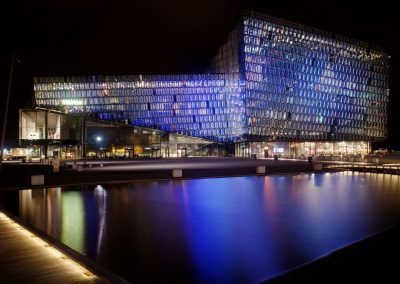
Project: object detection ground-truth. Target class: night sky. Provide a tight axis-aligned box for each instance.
[1,0,399,148]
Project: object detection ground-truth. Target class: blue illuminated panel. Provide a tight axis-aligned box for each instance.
[241,11,390,141]
[34,74,244,142]
[33,11,390,143]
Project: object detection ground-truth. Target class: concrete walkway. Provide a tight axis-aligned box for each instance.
[0,211,106,284]
[0,157,314,189]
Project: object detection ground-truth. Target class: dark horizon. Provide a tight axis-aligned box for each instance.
[1,0,399,148]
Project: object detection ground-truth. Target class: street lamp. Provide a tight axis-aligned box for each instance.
[96,136,102,158]
[0,50,20,171]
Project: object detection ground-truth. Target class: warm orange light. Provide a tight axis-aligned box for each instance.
[0,211,101,281]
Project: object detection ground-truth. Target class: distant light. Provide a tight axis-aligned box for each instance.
[61,99,83,106]
[96,136,102,142]
[95,185,104,192]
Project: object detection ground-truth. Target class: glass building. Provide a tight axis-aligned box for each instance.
[20,109,220,159]
[31,11,390,158]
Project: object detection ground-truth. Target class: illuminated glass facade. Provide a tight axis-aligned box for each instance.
[34,74,244,143]
[237,11,390,142]
[19,109,218,159]
[33,11,390,156]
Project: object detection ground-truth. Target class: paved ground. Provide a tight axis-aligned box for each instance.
[0,211,106,284]
[0,157,314,189]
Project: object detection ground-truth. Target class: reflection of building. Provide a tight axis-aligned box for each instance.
[19,188,62,239]
[27,11,390,158]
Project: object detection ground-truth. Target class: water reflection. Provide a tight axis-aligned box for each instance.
[2,172,400,283]
[94,185,107,259]
[61,191,85,252]
[19,188,62,239]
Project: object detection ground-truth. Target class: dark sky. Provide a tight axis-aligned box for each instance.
[1,0,399,148]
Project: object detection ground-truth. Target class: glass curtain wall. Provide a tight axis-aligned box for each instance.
[19,109,81,159]
[242,11,390,142]
[34,74,244,143]
[32,11,390,156]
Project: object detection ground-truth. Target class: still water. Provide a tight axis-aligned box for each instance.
[1,172,400,283]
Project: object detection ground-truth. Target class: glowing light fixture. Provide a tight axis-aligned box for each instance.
[0,211,100,281]
[61,99,83,106]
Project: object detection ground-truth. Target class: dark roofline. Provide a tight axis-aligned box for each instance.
[33,73,226,83]
[242,9,389,55]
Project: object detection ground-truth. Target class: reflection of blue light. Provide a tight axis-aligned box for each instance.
[12,173,400,283]
[93,185,107,256]
[182,177,280,283]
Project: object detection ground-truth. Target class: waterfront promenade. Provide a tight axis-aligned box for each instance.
[0,157,313,189]
[1,157,400,283]
[2,155,400,190]
[0,211,106,283]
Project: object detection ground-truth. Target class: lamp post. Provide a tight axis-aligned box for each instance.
[0,50,19,171]
[96,136,102,158]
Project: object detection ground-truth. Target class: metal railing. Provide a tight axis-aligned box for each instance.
[323,163,400,174]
